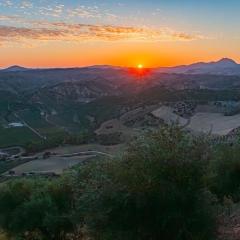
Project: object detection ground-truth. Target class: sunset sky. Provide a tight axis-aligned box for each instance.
[0,0,240,68]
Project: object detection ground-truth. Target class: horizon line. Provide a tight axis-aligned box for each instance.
[0,57,238,70]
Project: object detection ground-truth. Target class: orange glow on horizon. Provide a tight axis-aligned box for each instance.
[1,39,240,69]
[128,65,151,78]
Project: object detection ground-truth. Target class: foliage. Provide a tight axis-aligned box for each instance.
[5,126,240,239]
[0,127,39,148]
[0,177,74,240]
[97,132,123,145]
[25,131,92,153]
[74,127,216,240]
[207,144,240,202]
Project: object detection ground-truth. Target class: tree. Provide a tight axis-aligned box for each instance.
[0,177,74,240]
[74,126,216,240]
[207,144,240,202]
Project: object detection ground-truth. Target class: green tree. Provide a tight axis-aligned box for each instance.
[207,144,240,202]
[0,177,74,240]
[74,127,216,240]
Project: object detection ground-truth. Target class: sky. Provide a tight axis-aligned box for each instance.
[0,0,240,68]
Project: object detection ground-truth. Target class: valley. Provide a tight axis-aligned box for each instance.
[2,59,240,177]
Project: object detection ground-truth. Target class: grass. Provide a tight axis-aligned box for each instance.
[2,89,240,148]
[18,108,51,129]
[0,158,32,175]
[0,127,39,148]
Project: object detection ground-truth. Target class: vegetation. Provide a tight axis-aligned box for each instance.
[2,88,240,149]
[74,127,215,240]
[25,131,92,153]
[2,126,240,239]
[207,144,240,202]
[96,132,123,145]
[0,177,74,240]
[0,127,39,148]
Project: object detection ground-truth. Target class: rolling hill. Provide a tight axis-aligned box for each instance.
[1,58,240,147]
[156,58,240,75]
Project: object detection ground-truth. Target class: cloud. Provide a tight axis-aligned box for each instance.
[0,15,19,21]
[38,5,65,17]
[0,1,117,20]
[19,1,33,9]
[0,20,204,46]
[66,5,117,20]
[0,13,204,46]
[67,6,101,18]
[0,0,13,7]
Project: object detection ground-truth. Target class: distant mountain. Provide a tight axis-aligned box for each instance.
[2,58,240,101]
[87,65,123,70]
[2,65,30,72]
[156,58,240,76]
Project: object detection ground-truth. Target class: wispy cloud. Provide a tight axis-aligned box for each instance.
[66,5,117,20]
[0,0,117,20]
[19,1,33,9]
[38,5,65,17]
[0,15,18,21]
[0,15,204,46]
[0,0,13,7]
[0,22,203,45]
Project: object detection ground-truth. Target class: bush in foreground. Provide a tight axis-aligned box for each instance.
[208,145,240,202]
[0,126,221,240]
[0,177,74,240]
[74,127,216,240]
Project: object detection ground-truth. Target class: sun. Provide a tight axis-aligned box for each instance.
[137,64,143,69]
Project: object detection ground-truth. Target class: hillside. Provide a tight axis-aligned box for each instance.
[156,58,240,75]
[2,60,240,149]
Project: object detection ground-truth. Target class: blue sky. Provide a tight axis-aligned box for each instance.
[1,0,239,29]
[0,0,238,37]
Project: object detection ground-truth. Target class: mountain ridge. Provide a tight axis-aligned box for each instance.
[155,58,240,75]
[1,58,240,75]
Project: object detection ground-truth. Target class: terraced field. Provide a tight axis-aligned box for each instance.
[188,112,240,135]
[3,144,124,175]
[152,106,188,127]
[11,156,93,175]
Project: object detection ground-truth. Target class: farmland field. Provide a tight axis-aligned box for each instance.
[3,144,124,175]
[152,106,188,127]
[0,127,39,147]
[10,156,93,174]
[188,112,240,135]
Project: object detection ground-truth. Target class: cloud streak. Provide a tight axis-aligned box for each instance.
[0,1,205,45]
[0,1,117,20]
[0,17,204,46]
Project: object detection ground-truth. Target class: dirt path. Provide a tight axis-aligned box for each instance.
[14,112,47,140]
[58,150,113,158]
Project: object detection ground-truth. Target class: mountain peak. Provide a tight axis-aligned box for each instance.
[3,65,28,72]
[156,57,240,75]
[216,58,237,65]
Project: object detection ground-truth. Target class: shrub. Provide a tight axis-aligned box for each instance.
[0,177,74,240]
[207,145,240,202]
[74,127,216,240]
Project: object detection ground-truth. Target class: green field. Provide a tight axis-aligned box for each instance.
[2,89,240,148]
[0,127,39,148]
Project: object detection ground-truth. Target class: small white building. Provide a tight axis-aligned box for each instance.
[8,122,24,128]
